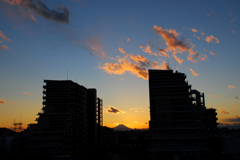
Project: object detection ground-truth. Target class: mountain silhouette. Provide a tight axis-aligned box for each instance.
[113,124,132,131]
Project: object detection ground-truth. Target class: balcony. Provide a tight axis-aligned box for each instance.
[37,111,44,115]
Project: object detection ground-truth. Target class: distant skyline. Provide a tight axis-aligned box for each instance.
[0,0,240,129]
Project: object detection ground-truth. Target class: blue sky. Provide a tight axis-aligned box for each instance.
[0,0,240,129]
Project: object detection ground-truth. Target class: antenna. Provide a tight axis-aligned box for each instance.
[67,67,68,80]
[76,75,77,83]
[13,117,23,132]
[167,59,170,70]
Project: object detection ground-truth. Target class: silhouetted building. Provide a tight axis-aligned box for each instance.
[102,126,118,145]
[148,69,208,159]
[205,108,218,135]
[27,80,103,158]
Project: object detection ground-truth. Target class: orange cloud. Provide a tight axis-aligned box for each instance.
[0,31,11,42]
[12,102,17,105]
[201,31,205,36]
[85,37,106,58]
[140,44,158,56]
[193,34,200,39]
[107,106,125,113]
[99,47,171,79]
[205,35,219,43]
[235,115,238,118]
[142,44,152,53]
[0,45,8,50]
[203,48,207,52]
[23,92,33,96]
[158,49,170,58]
[206,13,210,17]
[190,68,198,77]
[219,108,229,114]
[153,25,205,64]
[208,95,219,97]
[230,17,236,23]
[3,0,22,5]
[228,85,235,89]
[233,104,236,107]
[191,28,198,33]
[231,30,235,33]
[127,37,130,42]
[118,47,127,55]
[199,54,207,61]
[229,13,232,17]
[220,110,229,114]
[0,99,8,104]
[209,51,217,56]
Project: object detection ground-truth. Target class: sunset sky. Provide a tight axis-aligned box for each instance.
[0,0,240,129]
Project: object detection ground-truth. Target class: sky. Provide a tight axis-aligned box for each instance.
[0,0,240,130]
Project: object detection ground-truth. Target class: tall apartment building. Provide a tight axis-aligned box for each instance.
[27,80,103,158]
[148,69,208,159]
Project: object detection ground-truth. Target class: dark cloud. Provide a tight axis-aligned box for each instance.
[0,100,8,104]
[218,122,240,129]
[235,96,240,100]
[225,117,240,123]
[107,106,125,113]
[4,0,70,24]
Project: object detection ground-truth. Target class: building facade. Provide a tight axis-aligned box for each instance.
[27,80,103,158]
[148,69,208,158]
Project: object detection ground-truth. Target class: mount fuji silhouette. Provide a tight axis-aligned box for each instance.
[113,124,132,131]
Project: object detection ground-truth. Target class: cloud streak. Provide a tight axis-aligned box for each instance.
[3,0,70,24]
[130,107,145,112]
[190,68,198,77]
[0,30,11,50]
[107,106,125,113]
[230,17,236,23]
[23,92,33,96]
[0,31,11,42]
[0,100,8,104]
[228,85,235,89]
[208,95,219,97]
[191,28,198,33]
[209,51,217,56]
